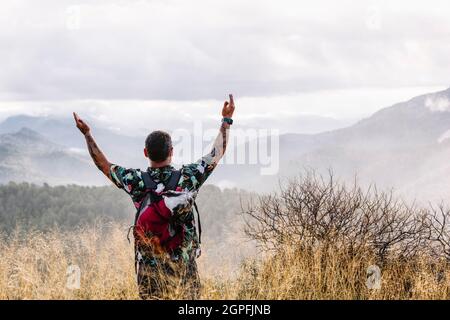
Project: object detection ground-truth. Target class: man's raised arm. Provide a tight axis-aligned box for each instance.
[73,112,112,180]
[189,94,235,189]
[209,94,235,164]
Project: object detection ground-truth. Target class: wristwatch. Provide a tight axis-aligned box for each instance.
[222,117,233,125]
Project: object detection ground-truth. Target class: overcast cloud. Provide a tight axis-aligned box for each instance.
[0,0,449,130]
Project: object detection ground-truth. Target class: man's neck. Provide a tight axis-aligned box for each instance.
[150,160,171,168]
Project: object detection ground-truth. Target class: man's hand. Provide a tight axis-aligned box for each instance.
[222,94,235,118]
[73,112,91,136]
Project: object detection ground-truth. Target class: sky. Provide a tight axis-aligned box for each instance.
[0,0,449,134]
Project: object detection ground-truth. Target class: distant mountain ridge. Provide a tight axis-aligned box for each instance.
[1,87,450,202]
[275,87,450,202]
[0,128,103,185]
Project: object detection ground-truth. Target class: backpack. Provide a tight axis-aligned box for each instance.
[132,169,202,266]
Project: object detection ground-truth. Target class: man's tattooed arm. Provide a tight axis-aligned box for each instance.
[209,121,231,166]
[73,113,112,181]
[202,94,235,169]
[84,132,112,179]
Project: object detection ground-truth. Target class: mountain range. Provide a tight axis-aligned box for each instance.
[1,87,450,202]
[277,87,450,202]
[0,128,102,185]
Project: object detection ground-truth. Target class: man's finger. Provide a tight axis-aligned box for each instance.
[73,112,79,122]
[224,101,229,108]
[229,94,234,105]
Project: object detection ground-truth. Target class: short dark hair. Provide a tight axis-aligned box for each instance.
[145,130,172,162]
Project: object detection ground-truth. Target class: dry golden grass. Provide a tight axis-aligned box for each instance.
[208,245,450,300]
[0,223,138,300]
[1,222,450,300]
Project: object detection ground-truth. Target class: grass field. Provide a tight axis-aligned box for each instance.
[1,222,450,300]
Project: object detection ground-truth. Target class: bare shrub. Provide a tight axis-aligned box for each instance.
[427,204,450,260]
[234,171,450,299]
[244,171,432,261]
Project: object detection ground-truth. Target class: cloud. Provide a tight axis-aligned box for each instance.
[425,96,450,112]
[437,129,450,143]
[0,0,449,101]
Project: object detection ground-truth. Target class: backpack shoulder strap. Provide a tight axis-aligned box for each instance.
[194,202,202,244]
[141,171,158,190]
[134,172,157,225]
[165,170,181,191]
[141,169,180,192]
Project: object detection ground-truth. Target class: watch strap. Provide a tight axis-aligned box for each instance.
[222,117,233,125]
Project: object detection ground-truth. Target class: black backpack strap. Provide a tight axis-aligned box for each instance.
[194,202,202,244]
[165,170,181,191]
[141,171,158,190]
[134,192,151,226]
[134,171,157,226]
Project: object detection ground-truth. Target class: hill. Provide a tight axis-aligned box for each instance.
[0,128,103,185]
[277,88,450,201]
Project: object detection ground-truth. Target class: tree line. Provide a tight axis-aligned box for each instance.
[0,182,251,241]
